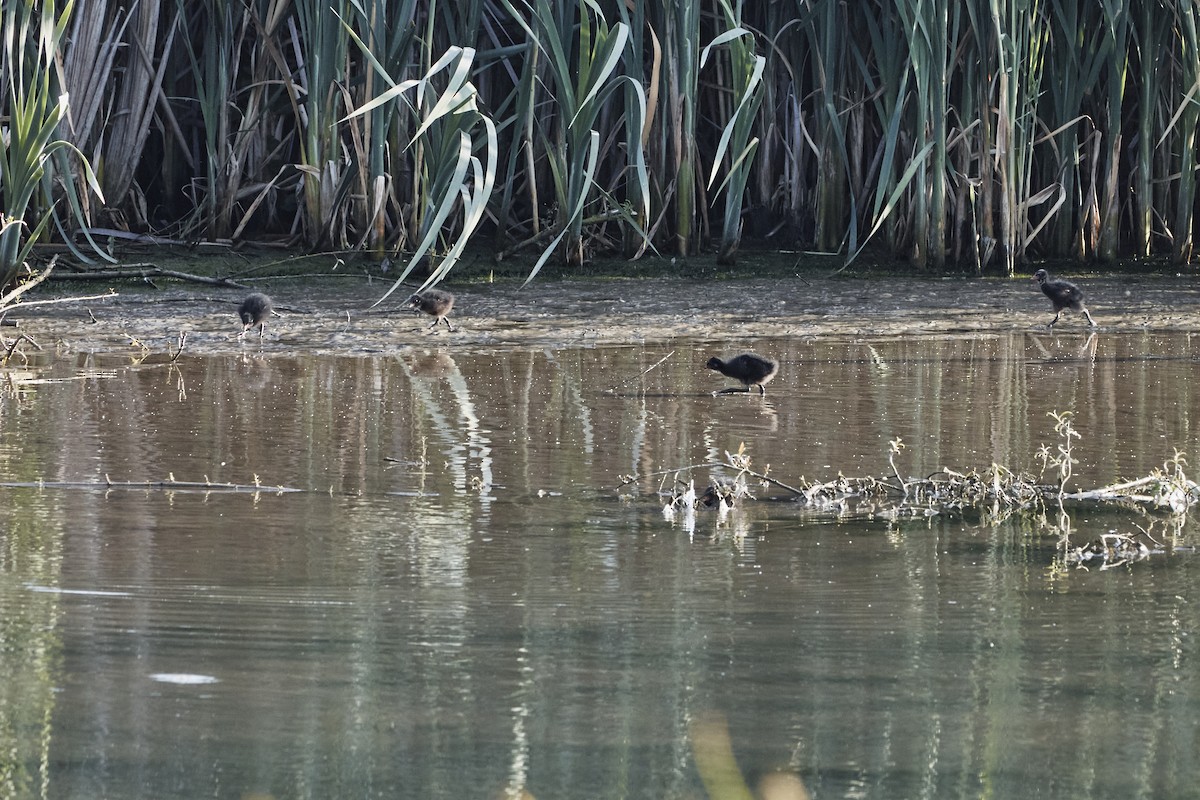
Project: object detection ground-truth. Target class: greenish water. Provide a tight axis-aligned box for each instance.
[1,331,1198,799]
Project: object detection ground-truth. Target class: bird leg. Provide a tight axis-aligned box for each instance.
[442,318,454,332]
[1047,311,1061,328]
[237,323,266,341]
[1082,307,1096,327]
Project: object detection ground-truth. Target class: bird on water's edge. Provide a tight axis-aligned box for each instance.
[707,353,778,396]
[409,289,455,331]
[1032,269,1096,328]
[238,293,273,340]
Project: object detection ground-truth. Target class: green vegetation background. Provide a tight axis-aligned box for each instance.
[4,0,1199,287]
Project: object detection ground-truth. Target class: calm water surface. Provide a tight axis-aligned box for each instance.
[2,331,1199,799]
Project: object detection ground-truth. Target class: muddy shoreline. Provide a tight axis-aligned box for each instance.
[4,273,1199,355]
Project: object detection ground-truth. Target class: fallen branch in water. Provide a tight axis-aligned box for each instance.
[627,416,1200,571]
[624,441,1199,523]
[619,444,806,498]
[1064,531,1153,570]
[2,332,42,366]
[1062,470,1199,512]
[0,474,306,493]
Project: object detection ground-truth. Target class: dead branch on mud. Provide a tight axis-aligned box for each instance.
[0,256,57,311]
[47,264,251,289]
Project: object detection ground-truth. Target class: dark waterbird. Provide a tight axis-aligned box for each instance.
[409,289,455,331]
[237,292,273,340]
[1033,269,1096,328]
[707,353,778,396]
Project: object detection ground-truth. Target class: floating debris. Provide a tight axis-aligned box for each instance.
[149,673,219,685]
[1063,532,1153,570]
[622,417,1200,567]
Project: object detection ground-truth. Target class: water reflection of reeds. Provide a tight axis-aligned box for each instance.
[1,335,1200,797]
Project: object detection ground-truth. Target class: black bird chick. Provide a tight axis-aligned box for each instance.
[238,292,273,340]
[409,289,455,331]
[707,353,778,396]
[1033,269,1096,328]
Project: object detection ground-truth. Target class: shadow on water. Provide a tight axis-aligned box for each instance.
[2,330,1200,798]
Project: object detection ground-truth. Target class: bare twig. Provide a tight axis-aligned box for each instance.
[607,350,675,393]
[169,331,188,363]
[740,467,805,497]
[3,332,41,364]
[618,462,732,485]
[618,456,805,497]
[9,291,118,309]
[888,437,907,496]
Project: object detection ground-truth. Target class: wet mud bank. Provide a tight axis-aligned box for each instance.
[5,273,1200,355]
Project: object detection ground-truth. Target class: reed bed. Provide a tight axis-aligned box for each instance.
[4,0,1200,287]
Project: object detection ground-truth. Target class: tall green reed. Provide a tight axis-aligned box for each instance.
[344,44,496,302]
[20,1,1200,277]
[990,0,1049,274]
[293,0,352,248]
[702,0,765,265]
[1096,0,1131,262]
[804,0,854,254]
[1135,3,1170,258]
[666,1,700,256]
[1171,1,1200,264]
[503,0,647,280]
[0,0,105,290]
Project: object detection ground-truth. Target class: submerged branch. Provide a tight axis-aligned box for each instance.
[0,476,307,493]
[2,332,41,365]
[619,455,805,497]
[627,440,1200,538]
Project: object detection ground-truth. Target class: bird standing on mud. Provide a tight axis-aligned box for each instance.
[237,292,273,340]
[707,353,778,396]
[409,289,455,331]
[1032,269,1096,328]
